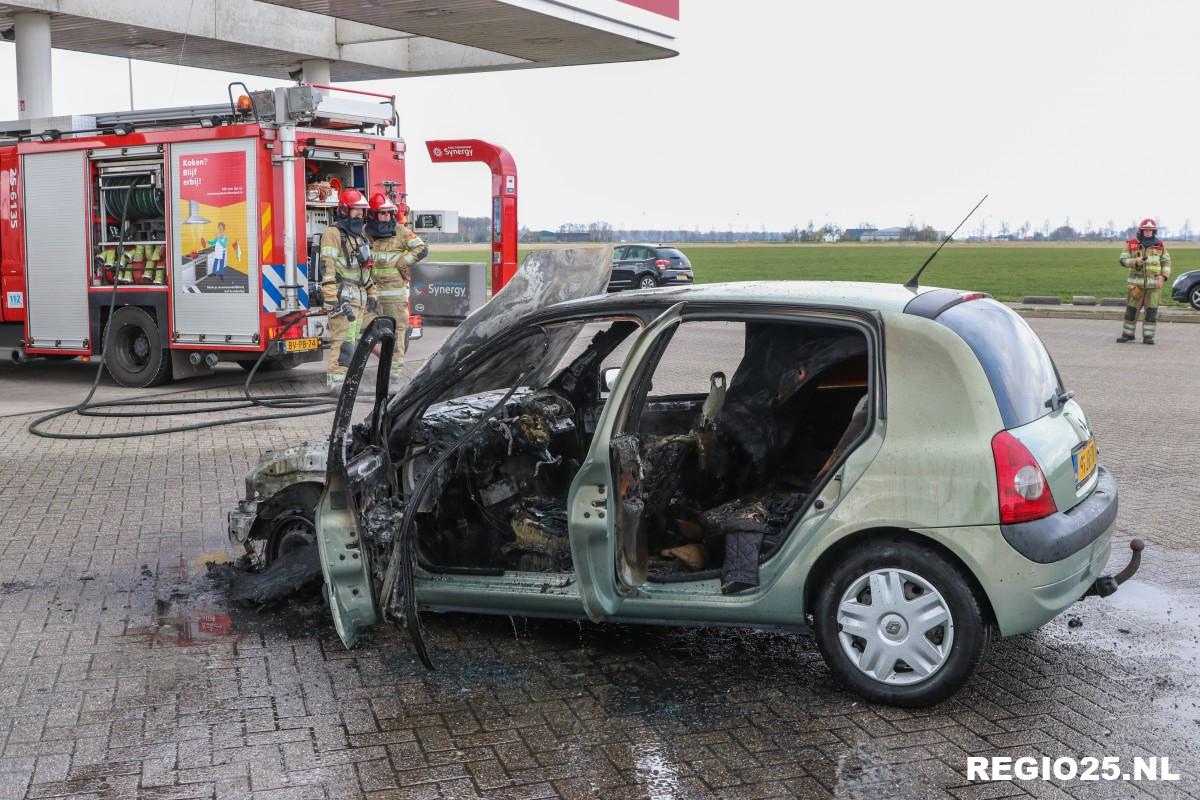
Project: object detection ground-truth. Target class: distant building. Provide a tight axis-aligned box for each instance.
[842,227,878,242]
[860,227,904,242]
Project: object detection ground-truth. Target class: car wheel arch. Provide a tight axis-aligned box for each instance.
[802,526,998,630]
[249,481,324,530]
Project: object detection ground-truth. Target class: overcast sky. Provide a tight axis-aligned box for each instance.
[2,0,1199,233]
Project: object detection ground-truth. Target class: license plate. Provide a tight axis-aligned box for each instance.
[1073,438,1097,486]
[283,337,320,353]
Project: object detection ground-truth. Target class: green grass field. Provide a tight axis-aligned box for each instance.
[426,243,1199,304]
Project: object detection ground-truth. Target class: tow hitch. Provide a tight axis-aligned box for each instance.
[1084,538,1144,598]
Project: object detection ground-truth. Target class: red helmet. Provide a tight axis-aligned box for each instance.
[368,192,398,213]
[1139,217,1158,231]
[338,188,370,212]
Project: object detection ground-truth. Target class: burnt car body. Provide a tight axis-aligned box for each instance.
[229,247,1141,707]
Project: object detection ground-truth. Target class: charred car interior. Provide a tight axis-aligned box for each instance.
[383,315,871,594]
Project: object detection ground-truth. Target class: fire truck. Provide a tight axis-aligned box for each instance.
[0,83,415,388]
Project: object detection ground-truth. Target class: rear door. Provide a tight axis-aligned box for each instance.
[609,245,635,288]
[168,138,260,346]
[567,302,684,621]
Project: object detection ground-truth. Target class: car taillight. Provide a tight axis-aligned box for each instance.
[991,430,1057,524]
[409,314,423,329]
[654,259,670,267]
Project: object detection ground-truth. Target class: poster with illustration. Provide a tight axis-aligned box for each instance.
[174,151,250,295]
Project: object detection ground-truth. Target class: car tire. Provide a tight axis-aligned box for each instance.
[105,306,172,388]
[812,537,991,708]
[1189,284,1200,312]
[638,274,659,290]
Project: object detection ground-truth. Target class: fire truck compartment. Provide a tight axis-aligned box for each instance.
[23,150,90,352]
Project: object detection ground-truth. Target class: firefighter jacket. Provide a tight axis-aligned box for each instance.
[319,224,377,305]
[370,224,428,281]
[1120,239,1172,289]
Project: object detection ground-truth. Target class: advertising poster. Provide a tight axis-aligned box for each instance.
[174,151,250,295]
[410,262,473,320]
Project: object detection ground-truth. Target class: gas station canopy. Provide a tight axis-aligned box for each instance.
[0,0,679,82]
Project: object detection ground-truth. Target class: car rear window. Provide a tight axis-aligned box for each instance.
[936,298,1063,429]
[656,248,689,263]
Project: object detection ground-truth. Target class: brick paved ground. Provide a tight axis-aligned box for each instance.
[1,316,1198,799]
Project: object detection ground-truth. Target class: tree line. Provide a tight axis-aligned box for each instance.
[418,217,1198,244]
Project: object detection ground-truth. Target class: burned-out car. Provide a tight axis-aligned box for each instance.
[229,247,1142,707]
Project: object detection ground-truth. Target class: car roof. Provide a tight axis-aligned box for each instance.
[548,281,943,316]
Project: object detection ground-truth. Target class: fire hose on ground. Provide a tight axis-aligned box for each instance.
[26,177,365,440]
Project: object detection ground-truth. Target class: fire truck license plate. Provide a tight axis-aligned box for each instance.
[1073,438,1097,486]
[284,337,320,353]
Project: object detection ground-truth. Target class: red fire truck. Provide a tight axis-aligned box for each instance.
[0,84,413,387]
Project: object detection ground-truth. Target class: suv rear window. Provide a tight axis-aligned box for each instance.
[656,248,689,263]
[936,298,1062,429]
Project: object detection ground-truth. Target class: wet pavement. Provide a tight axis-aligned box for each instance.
[1,316,1199,799]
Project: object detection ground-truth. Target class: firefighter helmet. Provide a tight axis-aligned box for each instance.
[1139,217,1158,231]
[338,188,370,215]
[368,192,398,213]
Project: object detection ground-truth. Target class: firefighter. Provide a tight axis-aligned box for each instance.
[367,192,428,389]
[1118,218,1172,344]
[320,188,378,393]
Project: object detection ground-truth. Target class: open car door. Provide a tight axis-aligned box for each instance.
[317,247,614,651]
[567,302,685,622]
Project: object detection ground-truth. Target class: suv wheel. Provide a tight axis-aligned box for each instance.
[638,274,659,290]
[1189,284,1200,311]
[813,539,990,707]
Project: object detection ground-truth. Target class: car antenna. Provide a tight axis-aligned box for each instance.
[904,194,988,290]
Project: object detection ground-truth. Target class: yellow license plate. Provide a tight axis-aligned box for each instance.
[1073,438,1097,485]
[284,337,320,353]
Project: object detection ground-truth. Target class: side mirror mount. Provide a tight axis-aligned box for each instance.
[601,366,621,393]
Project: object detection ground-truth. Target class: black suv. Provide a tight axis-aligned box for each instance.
[608,244,694,291]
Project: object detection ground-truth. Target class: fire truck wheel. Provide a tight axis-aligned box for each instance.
[105,307,173,388]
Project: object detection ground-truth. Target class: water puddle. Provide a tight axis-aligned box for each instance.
[141,605,237,647]
[631,739,682,800]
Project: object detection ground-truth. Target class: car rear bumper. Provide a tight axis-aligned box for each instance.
[970,467,1128,636]
[1000,466,1117,563]
[922,469,1122,636]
